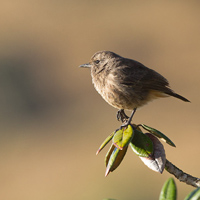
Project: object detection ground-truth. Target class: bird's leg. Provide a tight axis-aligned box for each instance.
[120,108,137,128]
[117,109,129,123]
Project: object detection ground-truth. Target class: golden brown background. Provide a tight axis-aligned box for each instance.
[0,1,199,200]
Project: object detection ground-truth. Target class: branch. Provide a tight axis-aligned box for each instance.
[165,159,200,188]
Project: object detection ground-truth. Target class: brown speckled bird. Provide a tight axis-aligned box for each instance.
[80,51,190,124]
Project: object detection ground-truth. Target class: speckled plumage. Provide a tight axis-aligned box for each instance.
[80,51,189,111]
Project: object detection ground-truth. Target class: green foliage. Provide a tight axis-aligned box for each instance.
[96,123,175,175]
[97,124,199,200]
[103,178,200,200]
[112,125,134,150]
[141,124,176,147]
[159,178,177,200]
[105,144,128,176]
[184,187,200,200]
[96,132,115,155]
[159,178,200,200]
[129,129,153,157]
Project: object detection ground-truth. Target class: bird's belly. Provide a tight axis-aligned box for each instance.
[93,77,168,110]
[103,90,167,110]
[97,84,139,110]
[104,91,137,109]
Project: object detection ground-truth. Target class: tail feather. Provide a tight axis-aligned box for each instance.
[165,91,190,102]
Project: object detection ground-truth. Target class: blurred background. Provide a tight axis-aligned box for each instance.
[0,1,199,200]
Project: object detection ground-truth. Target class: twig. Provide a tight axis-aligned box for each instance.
[165,159,200,188]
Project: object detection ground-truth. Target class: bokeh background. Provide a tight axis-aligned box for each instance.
[0,1,199,200]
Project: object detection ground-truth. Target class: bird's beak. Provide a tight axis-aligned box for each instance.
[79,63,91,68]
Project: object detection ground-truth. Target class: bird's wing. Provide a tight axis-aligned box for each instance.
[115,59,170,93]
[112,58,189,102]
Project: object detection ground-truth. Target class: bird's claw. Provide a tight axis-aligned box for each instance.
[119,108,137,128]
[116,109,129,123]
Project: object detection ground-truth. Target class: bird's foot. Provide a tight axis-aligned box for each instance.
[117,109,129,123]
[120,108,137,129]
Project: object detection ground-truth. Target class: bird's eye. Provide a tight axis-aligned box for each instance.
[94,60,100,64]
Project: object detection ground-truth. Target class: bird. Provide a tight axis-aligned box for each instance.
[79,51,190,125]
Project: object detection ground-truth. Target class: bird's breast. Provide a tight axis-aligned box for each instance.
[92,73,139,109]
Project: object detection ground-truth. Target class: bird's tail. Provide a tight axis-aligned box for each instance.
[165,91,190,102]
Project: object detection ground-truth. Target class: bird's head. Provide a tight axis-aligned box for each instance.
[79,51,121,76]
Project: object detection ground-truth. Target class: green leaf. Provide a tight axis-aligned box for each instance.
[140,133,166,173]
[129,129,153,157]
[159,178,177,200]
[141,124,176,147]
[96,132,115,155]
[112,125,134,150]
[112,129,123,149]
[105,144,128,176]
[184,187,200,200]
